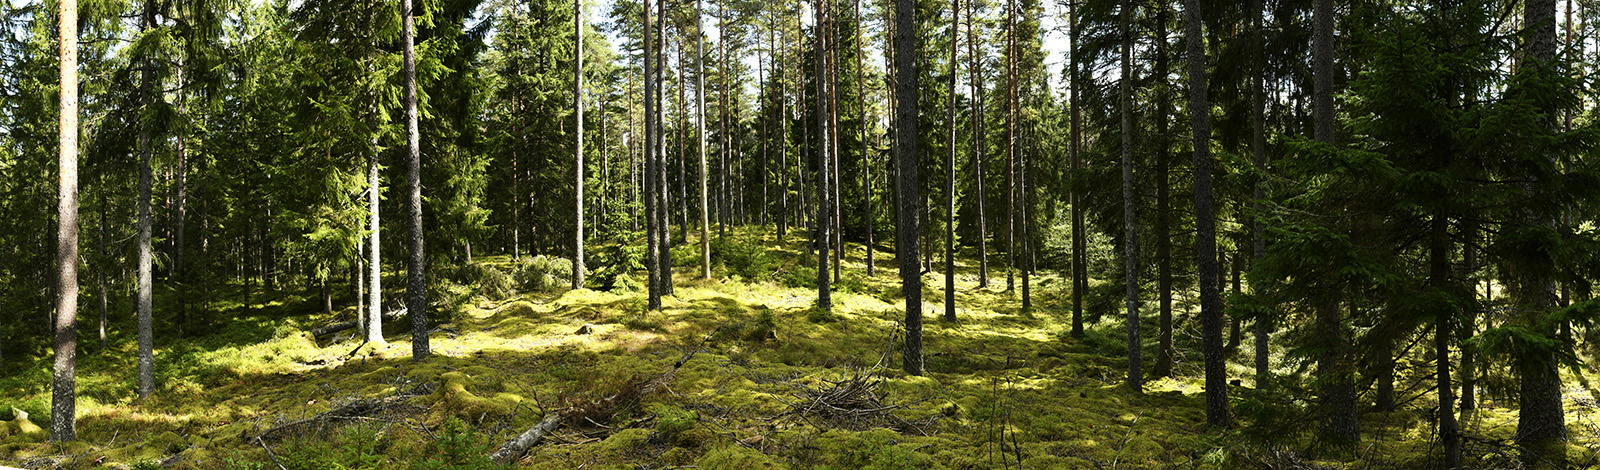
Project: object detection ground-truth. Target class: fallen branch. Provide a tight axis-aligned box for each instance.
[310,308,407,338]
[249,381,429,443]
[489,412,562,464]
[490,327,721,464]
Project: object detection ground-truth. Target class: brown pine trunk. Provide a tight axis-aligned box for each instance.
[1185,0,1229,427]
[893,0,923,375]
[1119,0,1140,393]
[51,0,80,441]
[403,0,429,360]
[944,0,959,322]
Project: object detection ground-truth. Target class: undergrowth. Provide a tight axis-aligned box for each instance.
[0,226,1595,469]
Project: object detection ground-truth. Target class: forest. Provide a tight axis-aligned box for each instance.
[2,0,1600,467]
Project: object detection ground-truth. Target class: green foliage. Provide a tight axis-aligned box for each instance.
[651,403,699,442]
[410,418,506,470]
[713,234,774,282]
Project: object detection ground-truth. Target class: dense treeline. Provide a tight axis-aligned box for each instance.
[3,0,1599,466]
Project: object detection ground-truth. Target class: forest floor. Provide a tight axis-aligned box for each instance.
[1,227,1599,469]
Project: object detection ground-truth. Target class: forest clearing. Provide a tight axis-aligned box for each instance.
[6,0,1600,468]
[2,229,1598,469]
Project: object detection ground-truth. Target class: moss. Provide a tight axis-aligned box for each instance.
[697,445,786,469]
[430,371,516,424]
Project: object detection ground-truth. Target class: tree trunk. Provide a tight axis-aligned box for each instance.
[944,0,959,322]
[1430,216,1461,468]
[1312,0,1353,443]
[574,0,586,290]
[966,0,984,288]
[1120,0,1141,393]
[1251,0,1270,386]
[699,0,711,280]
[1516,0,1566,465]
[676,31,689,243]
[403,0,429,360]
[52,0,80,441]
[645,0,662,310]
[98,170,108,353]
[894,0,923,375]
[1185,0,1228,427]
[816,0,833,311]
[657,4,673,297]
[1155,4,1173,379]
[136,0,157,400]
[858,0,873,277]
[1069,0,1083,336]
[1005,0,1017,293]
[173,65,189,332]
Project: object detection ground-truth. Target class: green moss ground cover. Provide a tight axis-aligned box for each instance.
[1,227,1596,469]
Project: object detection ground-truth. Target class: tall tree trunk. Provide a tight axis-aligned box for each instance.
[858,0,873,277]
[1430,216,1461,468]
[575,0,586,290]
[944,0,959,322]
[966,0,986,288]
[816,0,833,311]
[98,170,108,353]
[1069,0,1083,336]
[719,11,730,241]
[676,32,689,243]
[1005,0,1017,293]
[136,0,157,400]
[760,52,769,228]
[1185,0,1228,427]
[894,0,923,375]
[699,0,711,280]
[645,0,662,310]
[173,66,189,333]
[1120,0,1141,393]
[1251,0,1270,385]
[657,0,672,297]
[1312,0,1354,443]
[1516,0,1566,465]
[52,0,80,440]
[366,92,384,345]
[403,0,429,360]
[1155,4,1173,379]
[830,17,843,284]
[778,16,789,241]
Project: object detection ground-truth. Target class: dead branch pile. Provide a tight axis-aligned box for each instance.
[490,328,720,464]
[309,308,408,338]
[775,367,936,435]
[248,380,432,443]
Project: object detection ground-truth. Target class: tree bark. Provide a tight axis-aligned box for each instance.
[1515,0,1567,465]
[965,0,984,288]
[1185,0,1228,427]
[1155,4,1173,379]
[944,0,959,322]
[645,0,662,310]
[816,0,833,311]
[699,0,711,280]
[1120,0,1141,393]
[657,3,673,297]
[894,0,923,375]
[858,0,873,277]
[574,0,586,290]
[136,0,157,400]
[403,0,430,360]
[1312,0,1353,442]
[1069,0,1083,336]
[52,0,80,441]
[1005,0,1017,293]
[1251,0,1270,386]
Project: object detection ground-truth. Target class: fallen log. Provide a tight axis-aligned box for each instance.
[309,308,406,338]
[490,327,721,464]
[489,413,563,464]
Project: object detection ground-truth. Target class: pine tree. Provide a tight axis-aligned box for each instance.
[1184,0,1228,428]
[894,0,923,376]
[51,0,81,442]
[574,0,586,290]
[403,0,430,360]
[1119,0,1140,393]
